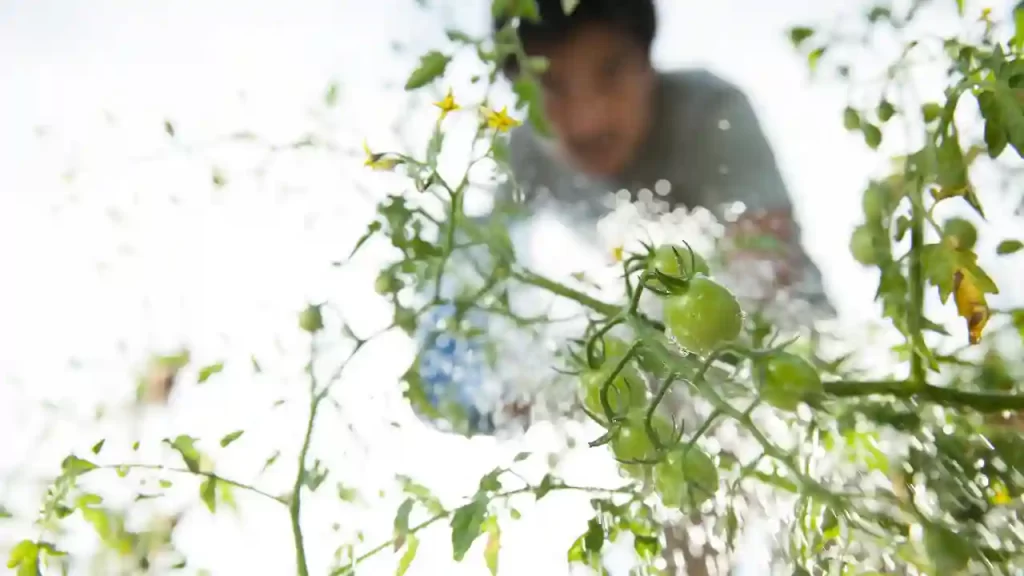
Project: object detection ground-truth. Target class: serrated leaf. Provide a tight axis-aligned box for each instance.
[200,477,217,513]
[405,51,450,90]
[997,239,1023,255]
[450,496,488,561]
[197,362,224,383]
[219,430,244,448]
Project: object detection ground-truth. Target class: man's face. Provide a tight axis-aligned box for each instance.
[530,23,655,179]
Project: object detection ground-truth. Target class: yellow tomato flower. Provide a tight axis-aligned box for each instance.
[434,88,459,118]
[362,140,400,171]
[992,480,1012,505]
[480,105,521,132]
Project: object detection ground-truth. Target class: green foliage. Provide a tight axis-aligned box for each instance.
[10,3,1024,576]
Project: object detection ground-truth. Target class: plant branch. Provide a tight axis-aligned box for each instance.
[98,464,286,506]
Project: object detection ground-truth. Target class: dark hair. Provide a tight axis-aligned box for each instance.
[495,0,656,76]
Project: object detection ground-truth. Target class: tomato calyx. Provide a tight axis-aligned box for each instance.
[641,241,709,296]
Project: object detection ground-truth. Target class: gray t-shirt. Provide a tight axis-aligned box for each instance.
[500,69,831,311]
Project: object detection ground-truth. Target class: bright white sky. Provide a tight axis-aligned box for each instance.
[0,0,1022,575]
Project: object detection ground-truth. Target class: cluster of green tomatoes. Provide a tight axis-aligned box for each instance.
[572,244,823,509]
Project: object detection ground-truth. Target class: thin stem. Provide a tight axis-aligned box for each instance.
[908,177,927,388]
[98,464,286,506]
[290,340,319,576]
[823,380,1024,412]
[330,482,634,575]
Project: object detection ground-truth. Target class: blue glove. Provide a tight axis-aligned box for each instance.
[414,303,497,435]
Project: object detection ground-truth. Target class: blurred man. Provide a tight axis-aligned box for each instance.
[495,0,830,311]
[492,1,831,574]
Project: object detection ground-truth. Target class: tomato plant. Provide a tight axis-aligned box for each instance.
[9,2,1024,576]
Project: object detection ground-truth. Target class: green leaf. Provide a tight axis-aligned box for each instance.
[512,452,530,462]
[61,455,98,476]
[396,533,419,576]
[219,430,244,448]
[200,476,217,513]
[197,362,224,383]
[535,473,556,500]
[877,99,895,122]
[955,0,964,15]
[807,47,826,72]
[997,239,1024,255]
[450,496,488,561]
[1015,3,1024,50]
[164,435,201,473]
[924,524,971,573]
[446,30,474,44]
[7,540,37,567]
[132,441,140,451]
[977,91,1009,158]
[788,26,814,48]
[159,479,173,489]
[484,517,500,575]
[405,51,450,90]
[922,102,943,123]
[394,498,415,547]
[512,77,549,135]
[477,469,502,493]
[517,0,540,20]
[843,107,860,131]
[91,439,105,455]
[426,125,444,167]
[862,123,882,149]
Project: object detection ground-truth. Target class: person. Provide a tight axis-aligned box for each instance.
[486,1,833,574]
[493,0,831,314]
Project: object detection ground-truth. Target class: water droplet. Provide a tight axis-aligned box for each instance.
[718,164,730,175]
[654,178,672,196]
[718,119,731,130]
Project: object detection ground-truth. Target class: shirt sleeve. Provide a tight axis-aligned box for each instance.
[693,87,834,316]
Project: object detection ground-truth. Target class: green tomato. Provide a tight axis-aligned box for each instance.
[757,352,822,412]
[942,217,977,251]
[653,447,719,510]
[610,415,675,478]
[581,368,646,417]
[649,245,710,286]
[580,336,646,415]
[299,304,324,333]
[850,224,881,266]
[663,276,743,355]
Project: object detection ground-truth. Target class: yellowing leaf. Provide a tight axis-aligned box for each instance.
[953,268,991,344]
